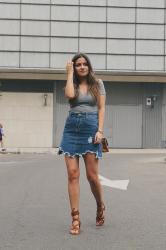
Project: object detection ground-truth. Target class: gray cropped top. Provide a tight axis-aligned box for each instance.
[69,79,106,113]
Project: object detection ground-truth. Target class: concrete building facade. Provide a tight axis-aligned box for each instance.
[0,0,166,149]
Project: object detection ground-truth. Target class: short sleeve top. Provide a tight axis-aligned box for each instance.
[69,79,106,113]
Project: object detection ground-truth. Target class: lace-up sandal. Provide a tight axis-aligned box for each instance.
[70,208,81,235]
[96,203,105,226]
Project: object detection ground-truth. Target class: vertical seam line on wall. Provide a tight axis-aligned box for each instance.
[164,0,166,71]
[49,0,51,68]
[106,0,108,70]
[142,80,145,148]
[135,0,137,71]
[78,0,80,52]
[53,81,57,147]
[19,0,22,68]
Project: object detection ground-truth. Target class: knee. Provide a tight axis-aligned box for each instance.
[87,173,98,185]
[68,169,79,183]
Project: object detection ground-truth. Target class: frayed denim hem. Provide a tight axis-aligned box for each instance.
[58,147,102,159]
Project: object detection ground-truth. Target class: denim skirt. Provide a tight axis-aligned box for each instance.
[58,112,102,159]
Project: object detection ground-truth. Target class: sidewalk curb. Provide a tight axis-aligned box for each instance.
[1,148,166,155]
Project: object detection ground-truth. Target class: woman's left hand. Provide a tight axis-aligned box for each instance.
[94,131,103,144]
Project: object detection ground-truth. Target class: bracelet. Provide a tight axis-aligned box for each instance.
[98,130,103,134]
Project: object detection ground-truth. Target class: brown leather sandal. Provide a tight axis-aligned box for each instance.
[70,208,81,235]
[96,203,105,226]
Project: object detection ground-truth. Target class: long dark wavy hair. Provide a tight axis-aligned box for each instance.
[71,53,100,103]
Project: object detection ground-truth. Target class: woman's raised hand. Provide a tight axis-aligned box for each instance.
[66,60,74,75]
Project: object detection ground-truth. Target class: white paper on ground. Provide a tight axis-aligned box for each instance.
[99,175,129,190]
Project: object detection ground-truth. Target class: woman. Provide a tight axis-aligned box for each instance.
[58,53,106,235]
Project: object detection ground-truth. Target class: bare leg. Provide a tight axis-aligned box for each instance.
[83,153,104,205]
[83,153,105,226]
[65,156,81,234]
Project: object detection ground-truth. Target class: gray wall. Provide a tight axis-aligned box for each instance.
[142,83,162,148]
[53,81,166,148]
[105,83,142,148]
[0,0,166,71]
[54,81,143,148]
[162,84,166,147]
[53,80,69,147]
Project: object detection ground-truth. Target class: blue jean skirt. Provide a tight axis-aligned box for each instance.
[58,112,102,159]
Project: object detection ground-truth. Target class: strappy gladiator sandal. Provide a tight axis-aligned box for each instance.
[70,208,81,235]
[96,203,105,226]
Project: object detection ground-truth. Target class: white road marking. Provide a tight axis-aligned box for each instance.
[99,175,129,190]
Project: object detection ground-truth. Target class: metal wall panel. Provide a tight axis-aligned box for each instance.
[162,105,166,146]
[20,53,49,68]
[107,39,135,54]
[107,23,135,39]
[137,9,164,23]
[80,0,106,5]
[110,105,142,148]
[88,55,106,70]
[0,20,20,35]
[0,52,19,67]
[136,56,164,71]
[79,23,106,38]
[21,37,50,52]
[0,0,166,72]
[0,36,19,51]
[161,84,166,146]
[142,84,162,148]
[0,0,19,2]
[51,6,79,21]
[136,41,164,55]
[0,3,20,19]
[22,0,50,3]
[51,38,78,53]
[54,82,143,148]
[50,53,75,68]
[51,22,78,37]
[21,21,50,36]
[0,2,165,72]
[108,0,136,6]
[107,55,135,70]
[107,8,135,22]
[104,83,142,148]
[137,0,164,8]
[79,38,106,54]
[53,81,69,146]
[21,5,50,20]
[80,7,106,22]
[136,25,164,40]
[52,0,78,4]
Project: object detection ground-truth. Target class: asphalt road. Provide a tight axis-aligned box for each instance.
[0,152,166,250]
